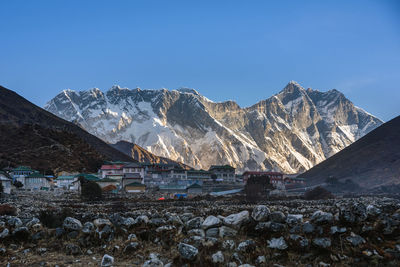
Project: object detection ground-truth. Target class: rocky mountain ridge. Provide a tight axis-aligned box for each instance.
[44,81,383,173]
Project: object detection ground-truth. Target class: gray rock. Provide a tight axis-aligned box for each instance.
[188,229,205,237]
[237,240,256,252]
[312,238,331,248]
[149,218,167,227]
[101,254,114,267]
[212,251,224,263]
[55,227,64,237]
[303,221,315,234]
[156,225,175,233]
[122,217,135,228]
[346,233,366,246]
[255,221,285,232]
[219,226,238,238]
[127,233,137,241]
[286,214,303,226]
[0,228,9,239]
[124,242,140,253]
[7,217,22,228]
[202,215,221,229]
[223,211,250,230]
[37,248,47,254]
[186,217,204,230]
[65,244,82,255]
[180,213,194,223]
[82,222,95,234]
[205,227,219,238]
[167,214,183,225]
[330,226,346,235]
[142,259,164,267]
[269,211,286,223]
[267,237,288,250]
[26,218,40,229]
[256,256,266,264]
[63,217,82,231]
[238,265,255,267]
[222,239,236,250]
[366,205,381,217]
[93,218,112,228]
[311,211,333,224]
[178,243,198,260]
[67,231,79,239]
[251,205,270,222]
[135,215,149,225]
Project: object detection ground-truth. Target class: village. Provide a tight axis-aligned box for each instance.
[0,162,306,198]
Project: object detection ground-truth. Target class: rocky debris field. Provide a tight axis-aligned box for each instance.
[0,192,400,266]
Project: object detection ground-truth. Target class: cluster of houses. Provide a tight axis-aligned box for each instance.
[0,162,306,196]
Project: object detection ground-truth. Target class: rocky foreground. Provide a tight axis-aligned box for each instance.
[0,192,400,266]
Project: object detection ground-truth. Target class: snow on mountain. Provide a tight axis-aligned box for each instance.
[44,81,383,173]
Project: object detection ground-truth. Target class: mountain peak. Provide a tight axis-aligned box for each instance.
[176,87,200,95]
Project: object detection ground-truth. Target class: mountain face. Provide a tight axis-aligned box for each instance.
[111,140,191,169]
[301,116,400,188]
[44,81,383,173]
[0,86,133,173]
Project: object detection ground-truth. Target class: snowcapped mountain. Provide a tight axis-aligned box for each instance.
[44,81,383,173]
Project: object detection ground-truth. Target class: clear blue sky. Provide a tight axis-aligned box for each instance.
[1,0,399,121]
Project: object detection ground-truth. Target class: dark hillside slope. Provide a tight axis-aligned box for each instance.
[301,116,400,188]
[0,86,133,173]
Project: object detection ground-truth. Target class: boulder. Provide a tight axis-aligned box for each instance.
[212,251,224,263]
[223,211,250,230]
[311,211,333,224]
[178,243,198,260]
[219,226,238,238]
[255,221,285,232]
[302,221,315,234]
[7,217,22,228]
[269,211,286,223]
[251,205,270,222]
[143,259,164,267]
[63,217,82,231]
[202,216,221,229]
[188,229,205,237]
[93,218,112,229]
[222,239,236,250]
[267,237,288,250]
[0,229,9,239]
[186,217,204,230]
[101,254,114,267]
[123,242,140,253]
[82,222,95,234]
[286,214,303,226]
[312,238,331,248]
[65,244,82,255]
[205,228,219,238]
[346,233,366,246]
[236,240,256,252]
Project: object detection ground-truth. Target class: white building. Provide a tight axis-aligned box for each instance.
[0,171,12,194]
[24,172,51,190]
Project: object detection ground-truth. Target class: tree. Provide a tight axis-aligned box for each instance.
[304,186,334,200]
[79,176,102,201]
[245,175,274,202]
[13,181,23,189]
